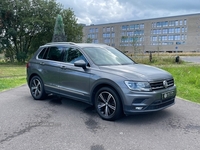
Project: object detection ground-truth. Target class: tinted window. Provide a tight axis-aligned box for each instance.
[65,48,87,64]
[38,48,47,59]
[83,46,134,66]
[44,46,64,61]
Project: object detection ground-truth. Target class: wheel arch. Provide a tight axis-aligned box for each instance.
[90,80,125,109]
[28,73,42,87]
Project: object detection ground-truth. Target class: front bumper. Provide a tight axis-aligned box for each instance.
[122,86,176,115]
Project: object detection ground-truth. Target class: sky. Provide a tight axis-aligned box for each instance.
[56,0,200,25]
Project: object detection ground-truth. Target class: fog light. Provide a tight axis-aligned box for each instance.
[135,107,143,110]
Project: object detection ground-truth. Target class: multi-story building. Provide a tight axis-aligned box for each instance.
[83,13,200,53]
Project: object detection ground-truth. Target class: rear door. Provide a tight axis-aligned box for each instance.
[37,46,64,93]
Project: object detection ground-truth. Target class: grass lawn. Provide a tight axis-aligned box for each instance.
[0,61,199,104]
[160,64,200,103]
[0,64,26,91]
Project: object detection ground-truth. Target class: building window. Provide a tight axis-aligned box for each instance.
[140,23,144,29]
[169,21,175,26]
[168,35,174,40]
[130,25,134,30]
[163,21,168,27]
[180,20,183,25]
[174,35,180,40]
[127,31,134,36]
[107,27,110,32]
[156,22,162,27]
[184,19,187,25]
[106,33,110,37]
[152,22,156,28]
[169,28,174,33]
[94,39,98,43]
[175,27,180,33]
[157,29,161,34]
[175,20,179,26]
[104,38,110,43]
[122,25,129,30]
[121,32,125,36]
[135,24,139,29]
[112,32,115,37]
[163,28,168,34]
[185,27,187,32]
[152,36,157,41]
[182,34,185,40]
[182,27,185,32]
[89,28,92,33]
[95,28,98,32]
[162,35,167,41]
[111,27,114,32]
[103,27,105,32]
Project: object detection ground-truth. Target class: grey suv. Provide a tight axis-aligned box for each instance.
[27,42,176,121]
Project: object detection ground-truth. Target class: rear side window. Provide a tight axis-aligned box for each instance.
[38,48,47,59]
[38,46,64,61]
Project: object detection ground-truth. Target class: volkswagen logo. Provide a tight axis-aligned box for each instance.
[163,80,168,88]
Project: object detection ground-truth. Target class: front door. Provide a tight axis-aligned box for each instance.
[58,47,91,102]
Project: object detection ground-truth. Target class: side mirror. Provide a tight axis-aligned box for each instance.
[74,60,87,69]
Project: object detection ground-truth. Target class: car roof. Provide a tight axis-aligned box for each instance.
[41,42,108,48]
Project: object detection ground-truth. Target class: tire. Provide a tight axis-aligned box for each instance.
[29,76,47,100]
[95,87,122,121]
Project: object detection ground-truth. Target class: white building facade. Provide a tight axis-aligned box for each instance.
[83,13,200,53]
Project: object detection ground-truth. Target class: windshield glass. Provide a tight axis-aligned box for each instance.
[83,46,134,66]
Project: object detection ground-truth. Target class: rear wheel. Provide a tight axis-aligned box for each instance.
[95,87,122,121]
[30,76,46,100]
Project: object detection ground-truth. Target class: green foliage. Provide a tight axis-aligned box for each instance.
[52,14,66,42]
[86,38,93,43]
[0,0,83,63]
[0,64,26,91]
[160,65,200,103]
[0,77,26,91]
[62,8,83,42]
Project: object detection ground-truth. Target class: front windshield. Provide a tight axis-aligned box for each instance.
[83,46,134,66]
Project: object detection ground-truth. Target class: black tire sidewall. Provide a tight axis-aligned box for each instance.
[30,76,46,100]
[95,87,122,121]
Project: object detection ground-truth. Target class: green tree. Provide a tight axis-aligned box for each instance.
[86,38,93,43]
[52,14,66,42]
[119,36,127,53]
[62,8,83,42]
[0,0,83,63]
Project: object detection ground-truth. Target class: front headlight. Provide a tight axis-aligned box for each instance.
[124,81,152,92]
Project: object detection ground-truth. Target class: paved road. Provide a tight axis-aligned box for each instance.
[0,85,200,150]
[181,56,200,63]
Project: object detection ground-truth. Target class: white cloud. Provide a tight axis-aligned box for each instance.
[57,0,200,25]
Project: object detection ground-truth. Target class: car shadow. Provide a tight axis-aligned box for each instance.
[41,95,174,124]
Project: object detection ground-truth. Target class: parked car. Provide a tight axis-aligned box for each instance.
[26,42,176,121]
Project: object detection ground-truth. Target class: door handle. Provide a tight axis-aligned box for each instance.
[40,62,45,65]
[61,66,67,69]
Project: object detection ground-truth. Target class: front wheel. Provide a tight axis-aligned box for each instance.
[95,87,122,121]
[29,76,47,100]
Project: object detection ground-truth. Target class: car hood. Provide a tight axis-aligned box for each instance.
[99,64,172,81]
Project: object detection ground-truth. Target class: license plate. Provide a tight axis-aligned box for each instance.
[162,90,175,99]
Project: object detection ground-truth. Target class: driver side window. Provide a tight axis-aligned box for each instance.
[64,47,88,64]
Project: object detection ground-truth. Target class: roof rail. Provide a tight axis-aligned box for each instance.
[45,42,76,45]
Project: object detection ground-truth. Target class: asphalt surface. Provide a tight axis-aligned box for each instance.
[181,56,200,63]
[0,85,200,150]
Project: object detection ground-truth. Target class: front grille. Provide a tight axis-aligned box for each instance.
[145,98,175,110]
[150,79,174,91]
